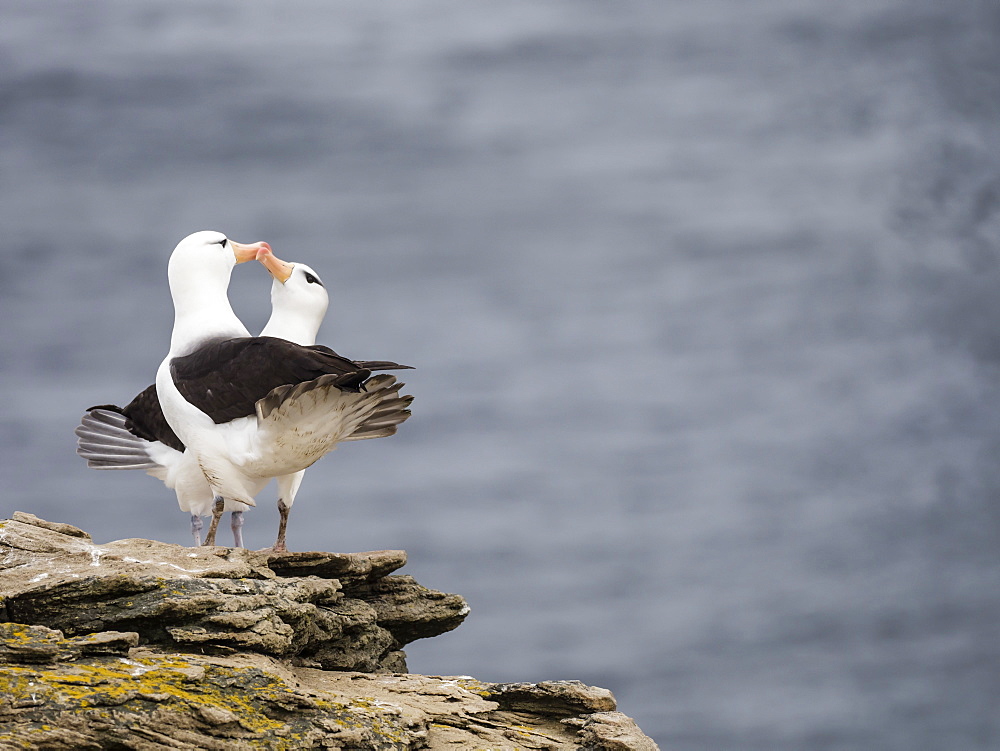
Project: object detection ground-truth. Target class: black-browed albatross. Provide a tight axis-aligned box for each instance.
[79,231,413,549]
[79,248,335,546]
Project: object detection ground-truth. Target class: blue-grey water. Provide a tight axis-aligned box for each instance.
[3,1,1000,747]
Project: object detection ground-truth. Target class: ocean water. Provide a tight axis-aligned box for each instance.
[2,1,1000,747]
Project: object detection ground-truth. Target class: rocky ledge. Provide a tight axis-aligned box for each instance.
[0,513,656,749]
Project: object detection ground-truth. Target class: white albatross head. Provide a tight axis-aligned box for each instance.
[256,247,329,347]
[167,230,268,284]
[166,230,271,353]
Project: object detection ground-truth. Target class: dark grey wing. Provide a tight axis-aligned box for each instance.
[169,336,373,424]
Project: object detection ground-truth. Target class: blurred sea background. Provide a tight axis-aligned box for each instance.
[3,1,1000,747]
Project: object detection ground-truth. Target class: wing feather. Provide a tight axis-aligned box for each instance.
[170,336,389,424]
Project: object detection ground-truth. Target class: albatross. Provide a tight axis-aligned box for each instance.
[77,247,354,547]
[77,231,413,549]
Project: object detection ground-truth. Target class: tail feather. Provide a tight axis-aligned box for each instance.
[362,395,414,420]
[343,382,412,441]
[343,427,397,440]
[344,416,411,441]
[75,428,146,448]
[77,440,152,458]
[82,408,129,428]
[75,408,161,471]
[349,379,412,439]
[355,412,412,431]
[79,458,162,470]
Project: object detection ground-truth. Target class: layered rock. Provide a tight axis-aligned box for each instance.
[0,513,656,749]
[0,512,464,673]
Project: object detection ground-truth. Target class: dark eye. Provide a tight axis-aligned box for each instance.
[304,272,322,286]
[219,237,228,248]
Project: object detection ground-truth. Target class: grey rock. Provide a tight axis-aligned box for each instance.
[0,514,657,749]
[267,549,408,583]
[352,574,472,645]
[10,511,91,540]
[487,679,618,716]
[574,712,662,751]
[0,513,465,671]
[0,622,138,664]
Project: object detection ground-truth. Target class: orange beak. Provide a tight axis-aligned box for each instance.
[256,246,295,283]
[230,240,270,264]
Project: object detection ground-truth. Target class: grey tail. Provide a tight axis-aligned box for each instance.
[344,376,414,441]
[75,409,160,470]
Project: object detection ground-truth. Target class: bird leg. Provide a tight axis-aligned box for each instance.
[231,511,245,548]
[203,497,225,546]
[273,498,291,553]
[190,514,203,547]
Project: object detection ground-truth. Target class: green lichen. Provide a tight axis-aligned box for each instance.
[0,651,411,749]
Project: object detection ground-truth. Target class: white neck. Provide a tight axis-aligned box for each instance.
[167,258,249,355]
[259,308,319,346]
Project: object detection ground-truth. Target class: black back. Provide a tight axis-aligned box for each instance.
[88,336,413,444]
[169,336,410,424]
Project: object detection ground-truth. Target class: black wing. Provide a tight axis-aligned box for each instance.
[308,345,413,372]
[87,384,185,453]
[170,336,387,424]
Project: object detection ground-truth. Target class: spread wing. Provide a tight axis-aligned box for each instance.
[169,336,388,424]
